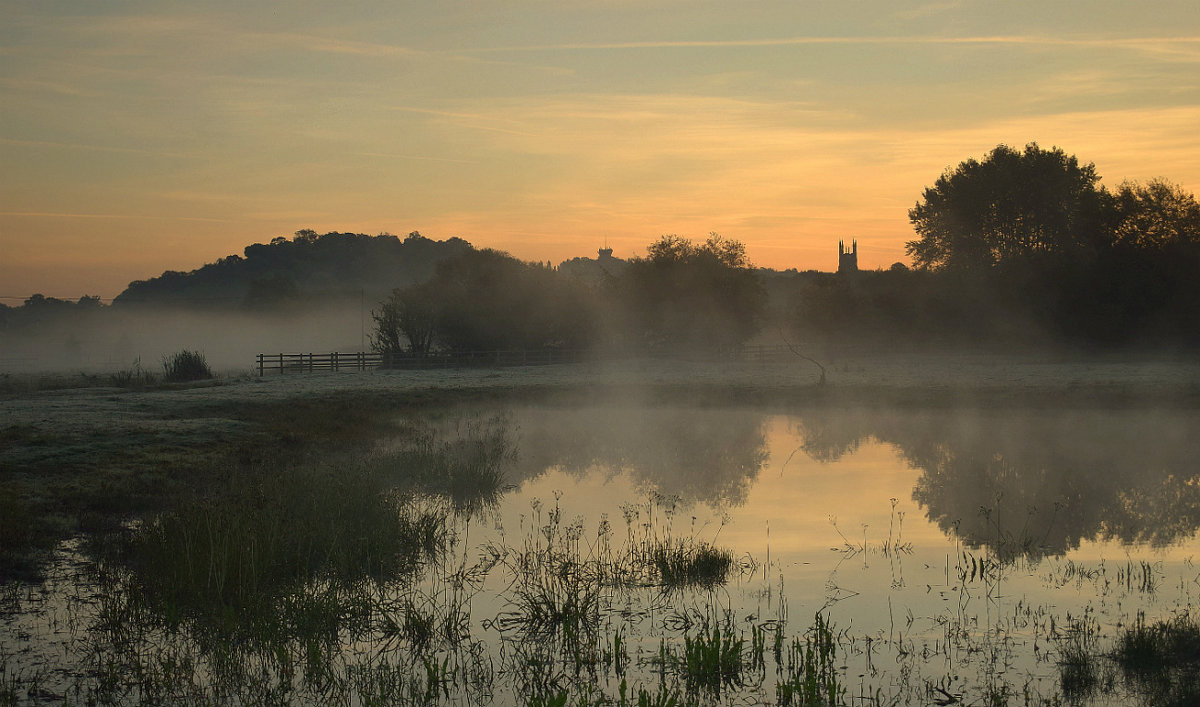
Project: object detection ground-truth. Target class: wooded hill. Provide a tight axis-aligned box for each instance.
[112,230,473,309]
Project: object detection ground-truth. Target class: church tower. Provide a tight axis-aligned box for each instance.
[838,240,859,274]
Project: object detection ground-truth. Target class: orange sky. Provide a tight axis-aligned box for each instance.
[3,2,1199,299]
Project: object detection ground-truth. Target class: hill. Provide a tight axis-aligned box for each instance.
[113,230,473,309]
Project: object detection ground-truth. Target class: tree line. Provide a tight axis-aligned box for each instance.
[5,142,1198,354]
[793,143,1200,349]
[370,233,765,357]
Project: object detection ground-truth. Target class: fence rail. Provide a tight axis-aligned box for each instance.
[255,344,802,376]
[255,349,589,375]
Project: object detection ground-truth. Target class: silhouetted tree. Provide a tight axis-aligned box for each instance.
[619,233,765,355]
[372,282,437,356]
[906,143,1106,270]
[376,248,596,353]
[1109,179,1200,250]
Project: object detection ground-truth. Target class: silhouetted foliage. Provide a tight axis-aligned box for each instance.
[161,350,213,382]
[115,230,472,309]
[371,248,597,355]
[372,281,438,356]
[907,143,1107,271]
[618,233,765,355]
[1,294,109,332]
[846,144,1200,349]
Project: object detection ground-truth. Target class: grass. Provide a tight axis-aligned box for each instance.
[675,622,747,695]
[110,356,157,388]
[777,613,845,707]
[104,460,445,643]
[1111,611,1200,706]
[161,349,213,382]
[653,541,735,588]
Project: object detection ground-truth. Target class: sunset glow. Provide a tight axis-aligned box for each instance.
[3,2,1199,298]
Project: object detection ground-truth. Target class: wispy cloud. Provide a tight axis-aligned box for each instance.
[356,151,481,164]
[0,211,231,222]
[0,137,188,158]
[464,34,1200,57]
[389,107,540,137]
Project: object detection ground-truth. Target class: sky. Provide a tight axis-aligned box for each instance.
[3,1,1199,300]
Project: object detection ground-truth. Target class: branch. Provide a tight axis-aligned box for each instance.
[778,328,826,385]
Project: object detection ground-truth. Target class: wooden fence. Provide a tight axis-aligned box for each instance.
[256,344,802,376]
[255,349,585,375]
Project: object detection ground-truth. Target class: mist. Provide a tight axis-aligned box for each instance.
[0,299,368,375]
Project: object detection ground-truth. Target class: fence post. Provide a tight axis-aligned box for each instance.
[257,353,263,376]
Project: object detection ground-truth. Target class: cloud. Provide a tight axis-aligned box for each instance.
[462,34,1200,57]
[0,137,189,158]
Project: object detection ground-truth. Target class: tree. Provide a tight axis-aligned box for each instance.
[372,282,437,356]
[1109,179,1200,250]
[906,143,1106,270]
[620,233,764,354]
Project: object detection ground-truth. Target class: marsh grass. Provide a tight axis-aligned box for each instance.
[1112,611,1200,705]
[109,460,444,643]
[110,357,157,388]
[675,622,747,695]
[777,613,845,707]
[161,349,213,382]
[653,542,735,588]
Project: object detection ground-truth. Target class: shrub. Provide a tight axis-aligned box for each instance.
[162,350,213,382]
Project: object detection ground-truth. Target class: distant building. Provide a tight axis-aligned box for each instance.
[838,240,858,274]
[557,246,627,282]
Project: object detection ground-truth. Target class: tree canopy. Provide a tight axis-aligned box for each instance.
[621,233,765,354]
[906,143,1107,270]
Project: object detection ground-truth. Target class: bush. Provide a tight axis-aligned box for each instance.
[162,350,213,382]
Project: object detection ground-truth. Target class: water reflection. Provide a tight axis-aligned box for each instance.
[488,405,1200,561]
[510,405,770,507]
[796,408,1200,560]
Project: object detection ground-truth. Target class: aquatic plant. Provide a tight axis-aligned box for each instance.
[110,460,444,643]
[653,541,735,589]
[777,613,845,707]
[677,623,747,694]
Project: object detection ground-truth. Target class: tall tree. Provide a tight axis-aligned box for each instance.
[906,144,1106,270]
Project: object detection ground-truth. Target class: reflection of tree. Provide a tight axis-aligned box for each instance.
[796,408,1200,561]
[511,405,769,507]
